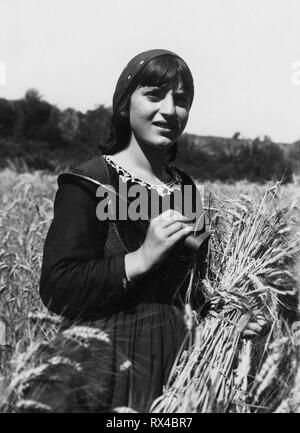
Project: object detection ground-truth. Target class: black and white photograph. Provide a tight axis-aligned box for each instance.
[0,0,300,416]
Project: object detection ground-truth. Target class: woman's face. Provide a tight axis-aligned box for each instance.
[128,81,191,150]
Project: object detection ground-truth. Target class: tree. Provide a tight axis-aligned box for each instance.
[0,99,15,136]
[58,108,80,142]
[25,88,43,102]
[79,105,112,148]
[23,89,52,139]
[287,140,300,174]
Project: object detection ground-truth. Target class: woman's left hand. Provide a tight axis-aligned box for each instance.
[242,311,271,339]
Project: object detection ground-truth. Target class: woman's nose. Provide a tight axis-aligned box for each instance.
[160,92,176,115]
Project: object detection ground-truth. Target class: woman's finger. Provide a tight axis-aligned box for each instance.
[244,322,263,334]
[164,221,187,237]
[155,209,194,227]
[167,225,194,244]
[252,311,271,335]
[256,317,268,327]
[253,311,265,319]
[242,329,259,339]
[257,319,271,336]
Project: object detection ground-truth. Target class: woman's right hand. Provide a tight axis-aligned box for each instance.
[127,209,194,278]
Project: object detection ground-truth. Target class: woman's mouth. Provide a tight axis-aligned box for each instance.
[153,122,174,131]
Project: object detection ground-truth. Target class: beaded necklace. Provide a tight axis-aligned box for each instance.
[103,154,182,196]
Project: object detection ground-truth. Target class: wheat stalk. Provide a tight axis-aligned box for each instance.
[151,183,300,413]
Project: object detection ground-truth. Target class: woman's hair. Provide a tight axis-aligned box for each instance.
[102,55,194,162]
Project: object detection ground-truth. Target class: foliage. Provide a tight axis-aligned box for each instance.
[176,134,294,183]
[0,91,297,183]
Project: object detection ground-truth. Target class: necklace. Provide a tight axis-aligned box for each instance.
[102,154,182,196]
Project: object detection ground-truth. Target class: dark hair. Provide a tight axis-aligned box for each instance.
[102,55,194,162]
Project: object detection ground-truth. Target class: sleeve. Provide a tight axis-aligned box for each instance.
[190,175,209,277]
[179,168,209,311]
[175,166,205,233]
[39,179,128,321]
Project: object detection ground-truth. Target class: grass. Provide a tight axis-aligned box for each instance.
[151,182,300,412]
[0,168,299,412]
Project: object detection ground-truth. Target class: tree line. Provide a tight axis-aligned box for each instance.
[0,89,299,183]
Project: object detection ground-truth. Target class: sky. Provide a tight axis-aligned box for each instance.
[0,0,300,143]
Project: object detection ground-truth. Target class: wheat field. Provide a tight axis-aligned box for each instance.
[0,168,299,413]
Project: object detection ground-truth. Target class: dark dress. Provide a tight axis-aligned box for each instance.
[40,154,207,412]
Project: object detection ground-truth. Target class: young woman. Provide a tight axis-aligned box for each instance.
[40,49,268,412]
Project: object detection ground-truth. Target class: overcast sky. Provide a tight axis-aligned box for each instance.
[1,0,300,142]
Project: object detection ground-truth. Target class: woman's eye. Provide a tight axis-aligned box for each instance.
[146,91,163,100]
[175,95,189,107]
[145,90,190,107]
